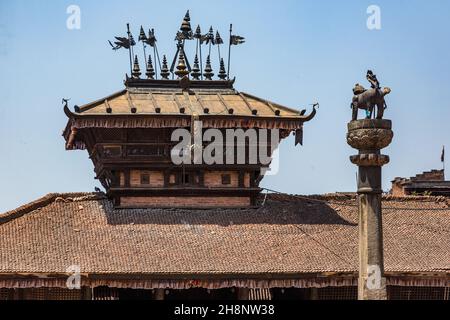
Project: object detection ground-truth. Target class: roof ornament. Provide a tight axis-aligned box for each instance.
[138,26,161,79]
[191,54,201,80]
[203,26,215,57]
[180,10,193,40]
[215,31,224,63]
[160,55,170,79]
[145,55,155,79]
[170,11,194,79]
[203,55,214,80]
[227,24,245,80]
[218,58,227,80]
[132,55,141,79]
[108,23,136,75]
[174,50,189,79]
[108,12,245,83]
[193,25,204,80]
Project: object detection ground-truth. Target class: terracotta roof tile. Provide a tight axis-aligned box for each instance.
[0,193,449,276]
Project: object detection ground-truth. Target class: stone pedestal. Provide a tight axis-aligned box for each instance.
[347,119,393,300]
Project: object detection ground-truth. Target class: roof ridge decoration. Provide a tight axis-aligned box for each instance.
[107,11,245,89]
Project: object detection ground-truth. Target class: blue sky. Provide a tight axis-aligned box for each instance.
[0,0,449,212]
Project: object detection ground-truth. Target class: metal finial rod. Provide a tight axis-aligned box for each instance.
[227,24,232,80]
[127,23,133,75]
[138,26,148,70]
[215,31,223,64]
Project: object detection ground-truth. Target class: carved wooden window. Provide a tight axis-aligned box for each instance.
[102,145,122,158]
[140,172,150,185]
[222,174,231,185]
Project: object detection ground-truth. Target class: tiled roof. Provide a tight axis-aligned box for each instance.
[72,88,306,118]
[0,193,449,276]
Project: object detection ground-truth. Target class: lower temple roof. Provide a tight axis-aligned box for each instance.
[1,193,449,288]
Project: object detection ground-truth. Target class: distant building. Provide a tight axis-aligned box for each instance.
[391,169,450,197]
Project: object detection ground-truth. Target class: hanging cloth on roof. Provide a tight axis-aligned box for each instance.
[295,127,303,146]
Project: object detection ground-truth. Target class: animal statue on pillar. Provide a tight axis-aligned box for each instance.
[351,70,391,120]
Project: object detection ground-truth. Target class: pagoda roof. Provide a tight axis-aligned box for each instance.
[64,79,316,125]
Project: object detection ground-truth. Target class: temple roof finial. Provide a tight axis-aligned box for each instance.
[174,51,189,79]
[180,10,193,39]
[146,55,155,79]
[195,25,201,38]
[160,55,170,79]
[191,54,201,80]
[218,58,227,80]
[132,55,141,79]
[203,55,214,80]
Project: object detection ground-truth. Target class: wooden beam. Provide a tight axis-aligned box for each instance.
[182,91,195,113]
[238,93,255,113]
[126,92,137,113]
[105,99,112,113]
[217,93,230,113]
[148,92,158,112]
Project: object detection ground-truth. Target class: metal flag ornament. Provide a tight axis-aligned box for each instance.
[215,31,224,63]
[108,24,136,75]
[203,26,215,57]
[227,24,245,80]
[143,28,161,79]
[106,11,246,83]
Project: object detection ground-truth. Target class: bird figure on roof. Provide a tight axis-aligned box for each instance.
[108,36,136,50]
[94,187,102,193]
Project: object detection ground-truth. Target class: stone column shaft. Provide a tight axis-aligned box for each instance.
[347,119,393,300]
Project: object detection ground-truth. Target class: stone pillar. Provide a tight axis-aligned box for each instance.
[347,119,393,300]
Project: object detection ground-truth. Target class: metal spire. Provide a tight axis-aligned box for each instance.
[180,10,193,40]
[203,55,214,80]
[174,50,189,79]
[218,58,227,80]
[146,55,155,79]
[132,55,141,79]
[194,25,204,80]
[160,55,170,79]
[191,54,201,80]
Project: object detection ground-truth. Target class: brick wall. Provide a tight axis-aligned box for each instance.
[204,171,238,187]
[120,196,251,208]
[130,170,164,187]
[413,170,444,181]
[391,180,406,196]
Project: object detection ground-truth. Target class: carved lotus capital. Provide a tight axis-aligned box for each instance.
[347,119,393,151]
